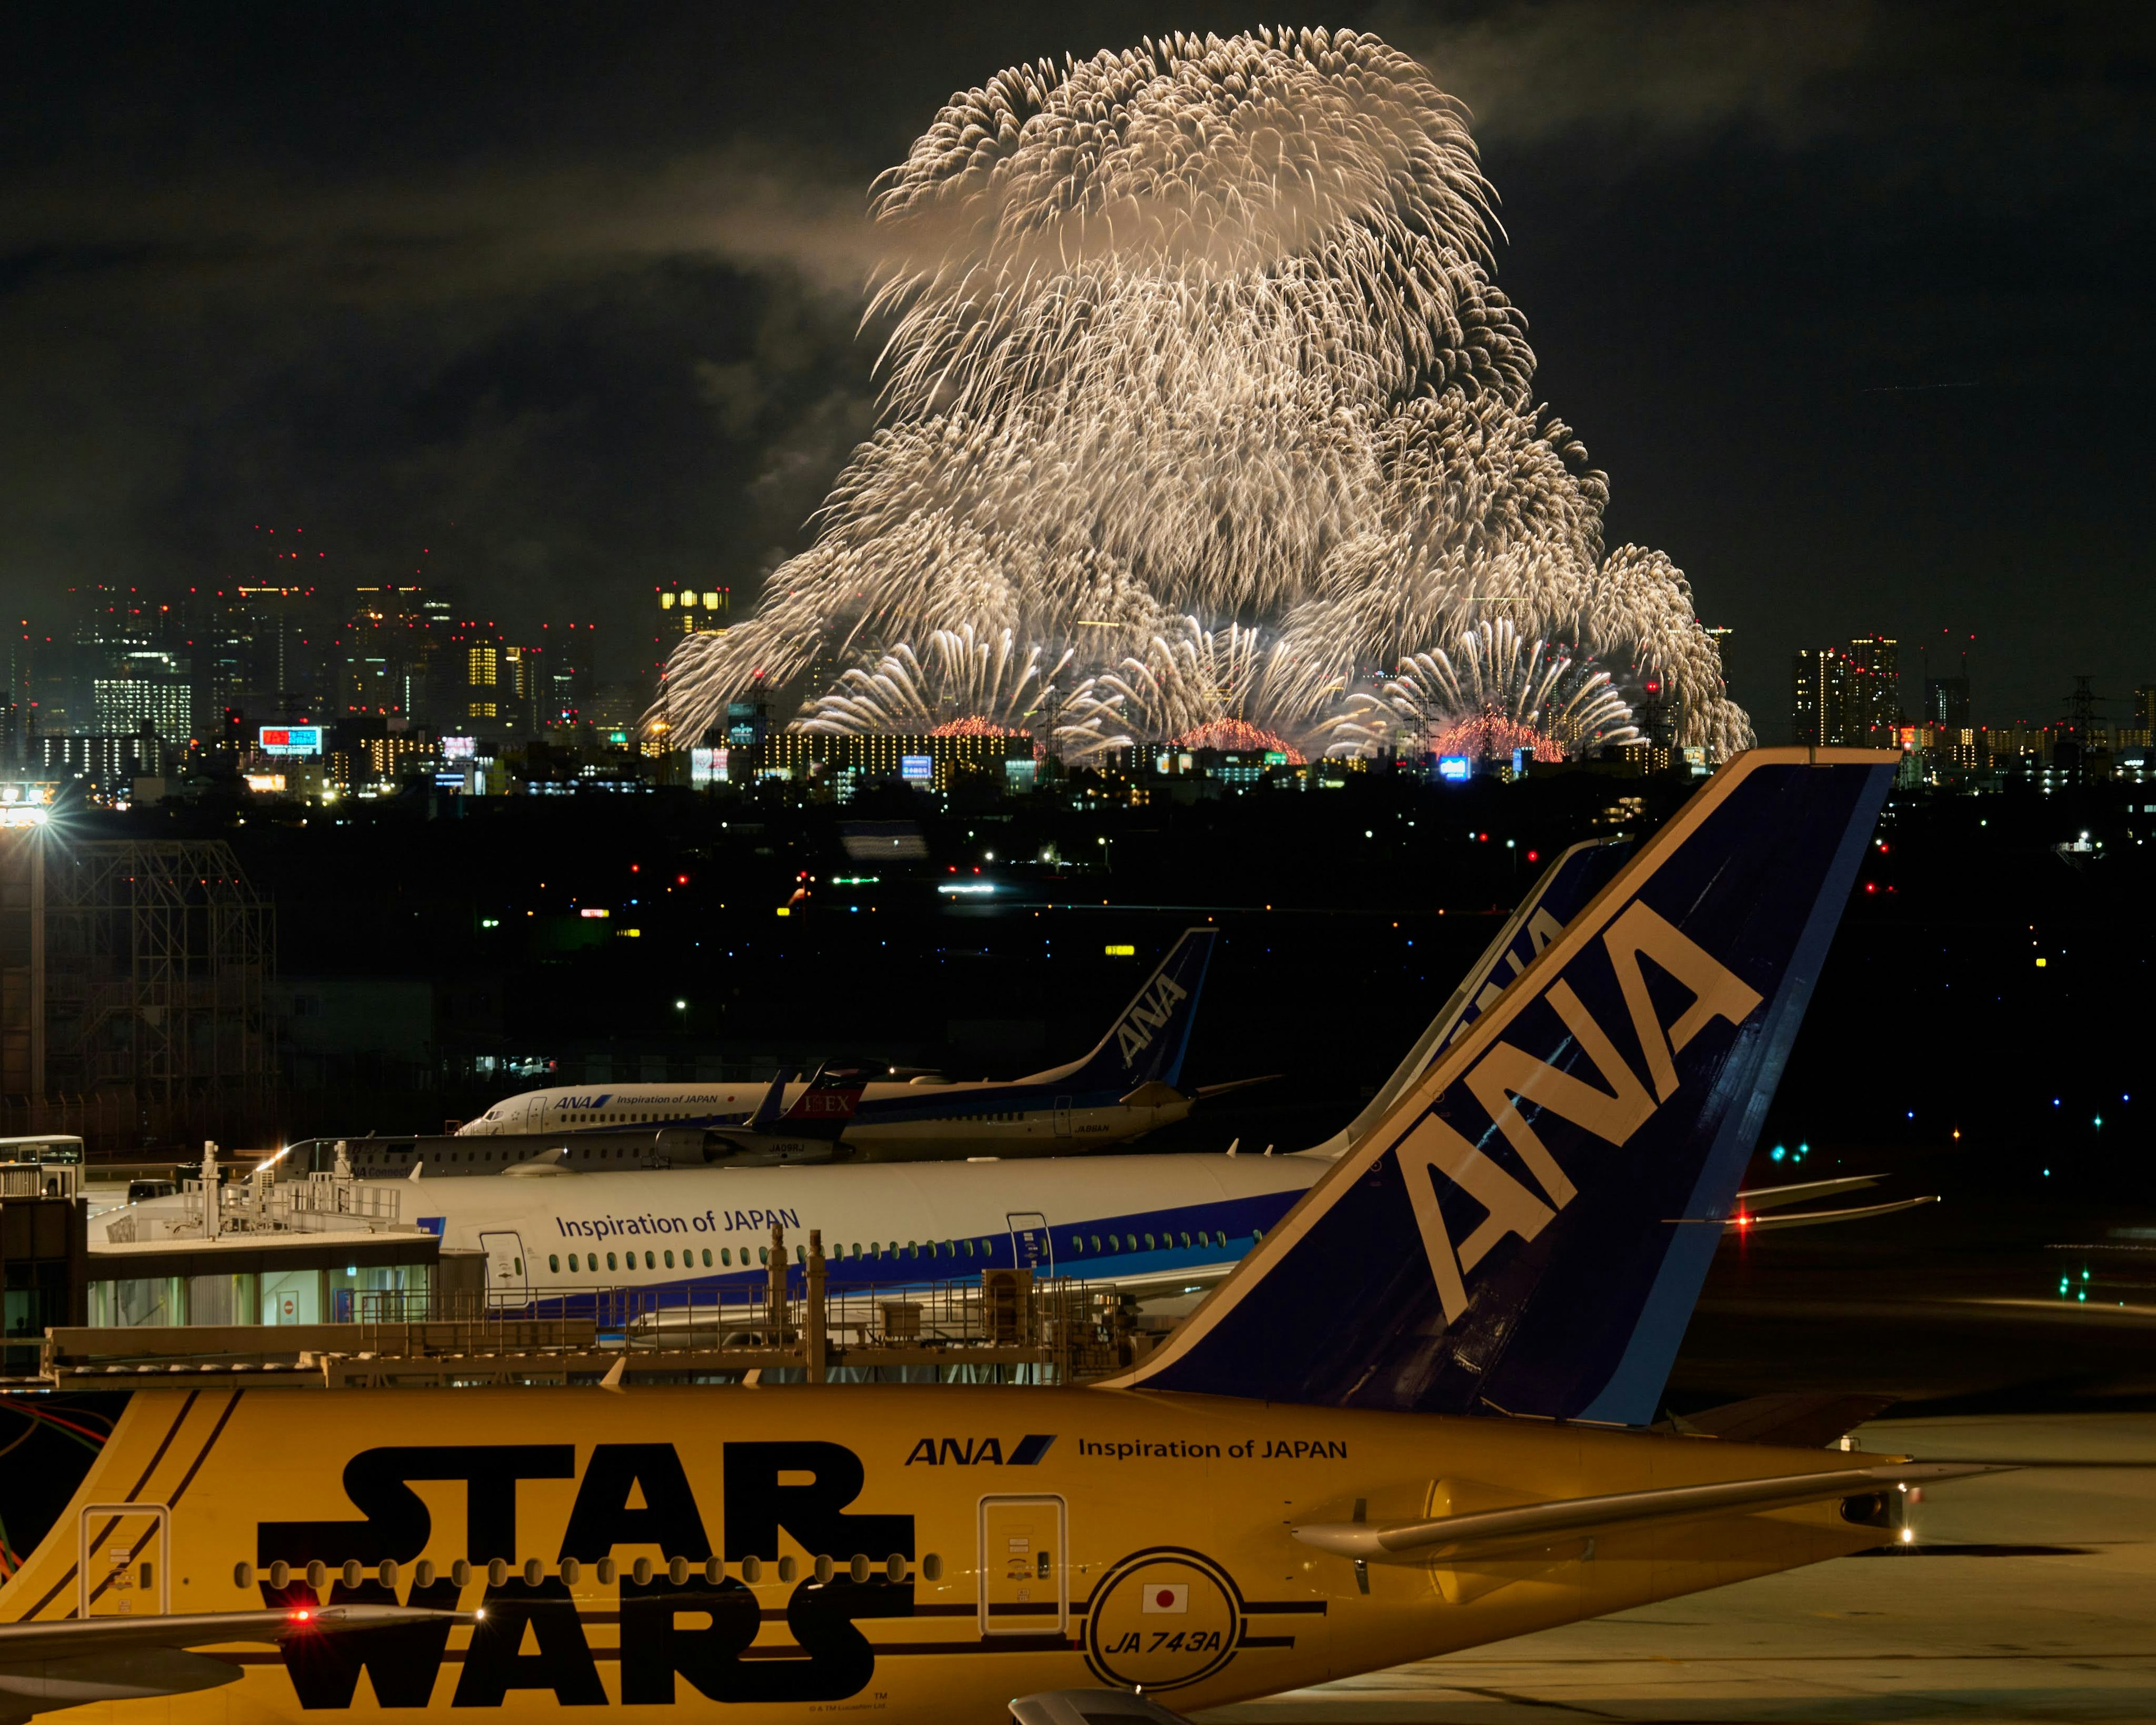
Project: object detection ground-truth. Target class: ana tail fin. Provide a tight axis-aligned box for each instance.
[1114,749,1895,1426]
[1304,839,1632,1159]
[1025,928,1216,1093]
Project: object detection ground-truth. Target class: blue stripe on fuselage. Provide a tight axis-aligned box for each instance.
[506,1188,1300,1317]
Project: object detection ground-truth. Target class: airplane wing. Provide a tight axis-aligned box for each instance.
[1010,1692,1195,1724]
[0,1607,473,1725]
[1661,1391,1899,1447]
[1291,1462,2005,1564]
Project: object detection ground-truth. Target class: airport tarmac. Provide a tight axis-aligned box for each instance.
[1200,1413,2156,1725]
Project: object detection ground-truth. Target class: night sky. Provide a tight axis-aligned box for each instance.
[2,2,2148,722]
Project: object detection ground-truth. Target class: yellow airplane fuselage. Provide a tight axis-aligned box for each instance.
[7,1385,1884,1723]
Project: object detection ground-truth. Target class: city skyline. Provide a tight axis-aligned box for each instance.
[0,4,2148,730]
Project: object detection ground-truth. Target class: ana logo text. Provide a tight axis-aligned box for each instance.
[1405,898,1763,1323]
[1114,973,1191,1066]
[902,1434,1056,1466]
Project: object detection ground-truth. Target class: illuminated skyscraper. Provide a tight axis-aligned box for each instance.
[1789,647,1852,747]
[1845,633,1899,746]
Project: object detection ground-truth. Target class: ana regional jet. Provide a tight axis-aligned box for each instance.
[1,748,2002,1725]
[445,930,1232,1166]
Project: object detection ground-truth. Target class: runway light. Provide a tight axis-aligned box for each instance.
[1899,1527,1914,1544]
[1770,1145,1786,1162]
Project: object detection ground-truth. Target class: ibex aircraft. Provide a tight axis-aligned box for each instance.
[441,930,1225,1166]
[3,749,1997,1725]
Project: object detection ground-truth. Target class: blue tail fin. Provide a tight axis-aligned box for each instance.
[1117,750,1894,1425]
[1306,839,1633,1158]
[1028,928,1216,1094]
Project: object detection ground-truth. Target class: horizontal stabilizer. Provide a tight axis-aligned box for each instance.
[1292,1462,2004,1563]
[1735,1174,1885,1211]
[1666,1391,1899,1448]
[1734,1195,1939,1231]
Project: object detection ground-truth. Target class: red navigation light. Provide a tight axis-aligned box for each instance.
[1736,1213,1752,1229]
[676,874,688,886]
[1526,850,1540,861]
[289,1608,312,1623]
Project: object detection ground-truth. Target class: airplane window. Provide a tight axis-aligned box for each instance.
[795,1245,807,1265]
[721,1249,732,1266]
[1127,1235,1138,1252]
[607,1253,618,1270]
[549,1255,560,1274]
[1090,1236,1102,1253]
[1144,1234,1155,1251]
[1216,1230,1227,1246]
[567,1253,577,1271]
[1254,1228,1265,1243]
[646,1251,657,1269]
[921,1554,943,1581]
[1180,1232,1191,1249]
[907,1241,917,1258]
[869,1242,880,1258]
[759,1248,770,1265]
[1070,1237,1082,1253]
[963,1239,974,1257]
[664,1250,674,1269]
[980,1239,993,1255]
[702,1249,712,1267]
[851,1244,861,1260]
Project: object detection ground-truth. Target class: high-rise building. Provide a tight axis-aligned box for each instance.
[1703,626,1734,695]
[1845,633,1899,746]
[1922,675,1971,729]
[2135,686,2156,734]
[540,627,596,729]
[1789,647,1852,746]
[93,651,192,743]
[656,586,729,638]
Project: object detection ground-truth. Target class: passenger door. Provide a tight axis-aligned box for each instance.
[479,1229,530,1309]
[1053,1096,1073,1138]
[1007,1213,1053,1275]
[977,1495,1067,1637]
[524,1094,546,1133]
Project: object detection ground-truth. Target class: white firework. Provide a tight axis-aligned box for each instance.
[653,28,1750,759]
[1323,620,1643,761]
[1055,617,1301,761]
[796,624,1075,738]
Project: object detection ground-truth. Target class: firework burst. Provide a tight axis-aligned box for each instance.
[654,28,1750,758]
[1323,620,1643,761]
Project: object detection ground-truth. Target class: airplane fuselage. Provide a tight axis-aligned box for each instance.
[6,1384,1887,1724]
[455,1081,1192,1160]
[369,1158,1319,1303]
